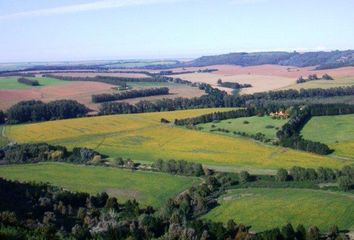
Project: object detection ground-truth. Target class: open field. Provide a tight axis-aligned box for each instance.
[49,71,151,78]
[198,116,287,140]
[171,65,354,94]
[0,78,204,111]
[301,114,354,159]
[284,76,354,90]
[0,162,199,207]
[5,109,352,171]
[0,126,8,147]
[0,81,115,110]
[203,188,354,231]
[0,76,68,89]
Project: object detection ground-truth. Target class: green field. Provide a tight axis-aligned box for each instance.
[203,188,354,231]
[5,109,351,171]
[285,76,354,90]
[301,114,354,159]
[0,76,67,89]
[198,116,287,139]
[0,162,199,207]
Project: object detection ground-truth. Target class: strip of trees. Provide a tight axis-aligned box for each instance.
[0,143,103,165]
[152,159,204,176]
[174,108,256,126]
[276,165,354,191]
[17,77,40,86]
[217,79,252,89]
[92,87,169,103]
[5,100,89,124]
[296,74,334,84]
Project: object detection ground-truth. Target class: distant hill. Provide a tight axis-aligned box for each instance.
[149,50,354,70]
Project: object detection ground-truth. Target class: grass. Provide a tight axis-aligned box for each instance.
[301,114,354,159]
[198,116,287,139]
[284,76,354,90]
[0,162,200,207]
[0,76,68,89]
[5,109,352,171]
[203,188,354,231]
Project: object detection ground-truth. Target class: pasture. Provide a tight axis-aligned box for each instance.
[0,162,199,207]
[301,114,354,159]
[0,76,67,89]
[198,115,287,139]
[203,188,354,231]
[5,109,351,171]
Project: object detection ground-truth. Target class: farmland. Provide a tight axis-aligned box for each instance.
[0,162,200,207]
[171,64,354,94]
[5,109,351,171]
[301,114,354,159]
[203,188,354,231]
[0,76,204,111]
[0,76,68,89]
[198,115,287,140]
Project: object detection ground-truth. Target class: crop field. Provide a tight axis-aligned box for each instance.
[50,71,151,78]
[172,65,354,94]
[198,116,287,139]
[284,76,354,90]
[0,162,199,207]
[301,114,354,159]
[5,109,351,171]
[0,77,204,111]
[203,188,354,231]
[0,76,67,89]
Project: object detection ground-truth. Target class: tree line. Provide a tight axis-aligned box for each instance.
[17,77,40,86]
[92,87,170,103]
[152,159,204,176]
[217,79,252,89]
[174,108,256,126]
[5,100,89,124]
[0,143,103,165]
[276,165,354,191]
[296,74,333,84]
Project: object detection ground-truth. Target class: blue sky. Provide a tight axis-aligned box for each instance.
[0,0,353,62]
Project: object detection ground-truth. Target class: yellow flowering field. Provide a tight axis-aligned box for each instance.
[6,108,351,171]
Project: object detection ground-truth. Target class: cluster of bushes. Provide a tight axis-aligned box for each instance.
[0,143,102,165]
[5,100,89,124]
[296,74,334,84]
[276,165,354,191]
[92,87,169,103]
[175,108,256,126]
[17,77,40,86]
[152,159,205,176]
[217,79,252,89]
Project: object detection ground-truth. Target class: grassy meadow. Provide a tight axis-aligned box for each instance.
[203,188,354,231]
[5,109,351,171]
[0,162,199,207]
[284,76,354,90]
[198,115,287,139]
[0,76,67,89]
[301,114,354,159]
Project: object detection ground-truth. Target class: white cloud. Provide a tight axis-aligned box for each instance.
[0,0,182,20]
